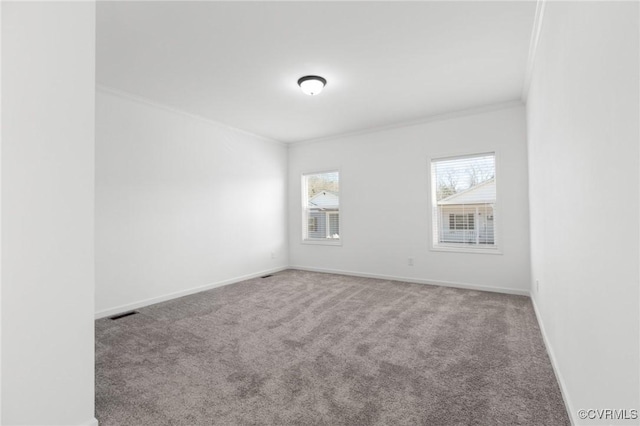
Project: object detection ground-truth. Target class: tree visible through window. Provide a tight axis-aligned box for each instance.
[431,153,496,249]
[302,171,340,241]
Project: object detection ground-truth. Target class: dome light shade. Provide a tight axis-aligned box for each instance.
[298,75,326,96]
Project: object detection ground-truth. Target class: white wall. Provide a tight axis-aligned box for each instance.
[527,2,639,424]
[1,3,97,425]
[95,89,288,317]
[288,105,531,294]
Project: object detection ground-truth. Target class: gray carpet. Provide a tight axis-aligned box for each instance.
[96,270,570,425]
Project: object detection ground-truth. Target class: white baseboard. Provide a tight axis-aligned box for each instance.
[4,420,98,426]
[95,266,288,319]
[289,265,530,296]
[530,296,575,425]
[95,265,528,319]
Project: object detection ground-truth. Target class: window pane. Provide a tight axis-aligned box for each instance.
[303,171,340,241]
[431,154,496,248]
[328,213,339,238]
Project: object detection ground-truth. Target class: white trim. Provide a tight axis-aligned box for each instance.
[530,296,576,426]
[97,88,524,148]
[289,266,529,296]
[430,246,502,255]
[95,266,288,319]
[301,169,341,177]
[31,418,99,426]
[301,239,342,246]
[96,85,286,148]
[290,100,523,147]
[521,0,546,101]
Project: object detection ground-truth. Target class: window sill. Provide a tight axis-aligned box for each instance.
[431,245,502,255]
[302,239,342,246]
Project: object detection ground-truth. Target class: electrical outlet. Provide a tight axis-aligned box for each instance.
[408,257,414,266]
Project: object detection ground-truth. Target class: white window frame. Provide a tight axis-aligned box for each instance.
[428,152,502,255]
[301,169,342,246]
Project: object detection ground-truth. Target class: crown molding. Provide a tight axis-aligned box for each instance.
[289,99,524,148]
[97,93,524,149]
[95,84,287,147]
[521,0,546,102]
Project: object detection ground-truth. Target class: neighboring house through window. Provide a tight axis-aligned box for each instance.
[430,153,497,250]
[302,171,340,243]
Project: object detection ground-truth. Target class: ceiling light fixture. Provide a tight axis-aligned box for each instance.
[297,75,327,96]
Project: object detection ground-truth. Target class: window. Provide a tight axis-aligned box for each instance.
[302,171,340,243]
[450,213,474,230]
[308,217,318,232]
[430,153,497,250]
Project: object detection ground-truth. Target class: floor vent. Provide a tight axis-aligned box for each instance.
[261,274,273,279]
[110,311,139,320]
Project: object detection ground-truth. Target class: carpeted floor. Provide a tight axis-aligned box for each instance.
[95,270,570,425]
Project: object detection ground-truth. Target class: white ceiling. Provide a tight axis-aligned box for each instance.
[97,1,536,143]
